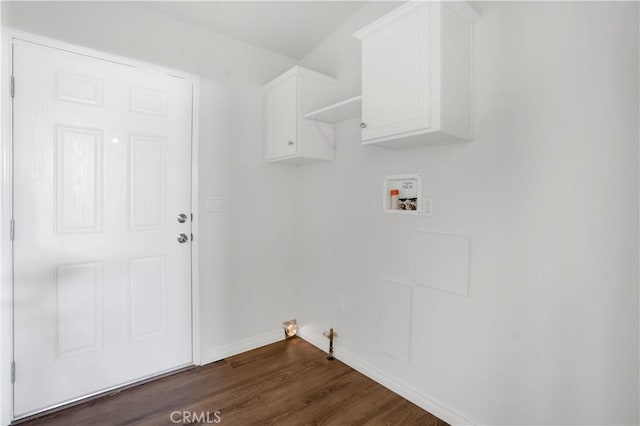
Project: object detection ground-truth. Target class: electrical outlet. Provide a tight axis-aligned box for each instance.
[423,197,434,216]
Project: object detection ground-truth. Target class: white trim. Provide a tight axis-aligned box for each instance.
[0,24,13,426]
[297,328,477,426]
[297,327,327,353]
[2,29,201,422]
[200,330,284,365]
[190,74,201,367]
[7,29,197,81]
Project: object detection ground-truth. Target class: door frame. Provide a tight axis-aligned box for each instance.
[0,29,201,423]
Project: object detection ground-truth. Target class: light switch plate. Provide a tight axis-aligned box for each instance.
[205,196,223,213]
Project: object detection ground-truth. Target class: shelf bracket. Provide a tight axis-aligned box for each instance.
[306,118,335,151]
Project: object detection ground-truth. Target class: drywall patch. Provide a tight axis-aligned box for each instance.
[378,278,412,363]
[415,231,470,296]
[380,227,416,284]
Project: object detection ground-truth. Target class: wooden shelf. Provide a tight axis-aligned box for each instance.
[303,96,361,123]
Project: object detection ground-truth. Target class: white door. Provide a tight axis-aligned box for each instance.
[360,3,431,141]
[265,74,298,160]
[12,39,194,418]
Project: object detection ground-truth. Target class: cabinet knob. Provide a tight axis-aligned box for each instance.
[288,140,294,146]
[360,122,367,129]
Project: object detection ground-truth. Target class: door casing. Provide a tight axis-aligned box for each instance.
[0,29,201,424]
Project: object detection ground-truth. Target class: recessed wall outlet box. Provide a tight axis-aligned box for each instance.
[383,173,422,215]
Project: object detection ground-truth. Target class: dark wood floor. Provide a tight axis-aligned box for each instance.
[19,337,446,425]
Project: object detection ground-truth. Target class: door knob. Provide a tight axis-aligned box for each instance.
[177,233,189,243]
[177,213,188,223]
[360,122,367,129]
[288,140,294,146]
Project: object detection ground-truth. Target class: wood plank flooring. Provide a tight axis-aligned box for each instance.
[18,337,446,426]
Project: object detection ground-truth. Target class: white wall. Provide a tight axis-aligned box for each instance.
[298,1,639,424]
[1,1,297,423]
[2,1,639,425]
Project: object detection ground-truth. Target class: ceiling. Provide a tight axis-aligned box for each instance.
[140,1,366,60]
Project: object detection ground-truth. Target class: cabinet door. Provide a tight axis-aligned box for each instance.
[361,4,431,142]
[265,75,298,160]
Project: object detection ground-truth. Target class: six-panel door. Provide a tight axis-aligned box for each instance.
[12,39,194,417]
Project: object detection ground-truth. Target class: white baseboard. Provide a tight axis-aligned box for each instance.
[297,327,328,353]
[200,329,283,365]
[297,328,476,426]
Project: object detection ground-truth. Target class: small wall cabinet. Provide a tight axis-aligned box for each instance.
[263,66,337,163]
[354,2,479,150]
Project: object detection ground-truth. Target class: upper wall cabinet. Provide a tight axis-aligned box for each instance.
[353,2,480,150]
[264,66,337,163]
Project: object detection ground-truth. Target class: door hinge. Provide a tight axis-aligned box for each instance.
[11,361,15,383]
[10,76,14,98]
[10,219,15,241]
